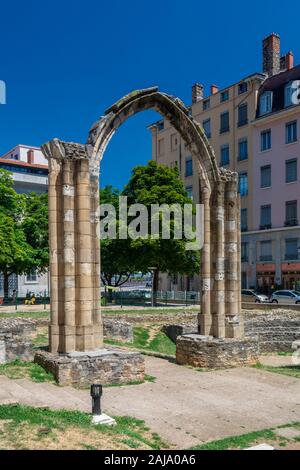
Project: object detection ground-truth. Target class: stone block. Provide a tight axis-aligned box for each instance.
[176,334,259,369]
[34,348,145,386]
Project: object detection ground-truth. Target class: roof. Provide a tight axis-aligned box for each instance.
[260,64,300,92]
[0,158,48,170]
[257,64,300,117]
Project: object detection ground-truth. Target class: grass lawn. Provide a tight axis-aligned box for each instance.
[190,422,300,450]
[253,362,300,379]
[0,360,54,383]
[0,306,198,319]
[105,326,176,356]
[0,311,49,319]
[0,404,170,450]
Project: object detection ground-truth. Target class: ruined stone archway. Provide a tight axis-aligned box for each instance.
[42,87,242,354]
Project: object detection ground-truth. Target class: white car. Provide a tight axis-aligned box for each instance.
[241,289,269,303]
[270,290,300,305]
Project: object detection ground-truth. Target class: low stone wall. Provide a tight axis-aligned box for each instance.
[162,323,197,343]
[34,349,145,386]
[104,311,197,324]
[103,318,133,343]
[176,335,259,368]
[163,309,300,354]
[244,309,300,352]
[0,318,36,363]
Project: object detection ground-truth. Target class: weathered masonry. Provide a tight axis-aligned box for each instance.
[41,88,245,371]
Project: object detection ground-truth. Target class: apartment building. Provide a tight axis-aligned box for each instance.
[244,44,300,291]
[149,33,300,293]
[0,145,49,297]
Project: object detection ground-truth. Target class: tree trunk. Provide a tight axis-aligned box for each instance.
[153,269,159,307]
[3,273,9,300]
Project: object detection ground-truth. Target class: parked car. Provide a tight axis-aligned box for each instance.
[270,290,300,305]
[241,289,269,303]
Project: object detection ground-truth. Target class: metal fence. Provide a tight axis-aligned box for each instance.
[102,290,200,307]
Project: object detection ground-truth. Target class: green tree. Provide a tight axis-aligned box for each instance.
[0,170,49,298]
[122,161,200,302]
[100,186,136,299]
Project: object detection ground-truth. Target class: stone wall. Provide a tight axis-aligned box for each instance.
[0,318,36,363]
[176,335,259,368]
[163,309,300,354]
[103,318,133,343]
[244,309,300,352]
[34,349,145,386]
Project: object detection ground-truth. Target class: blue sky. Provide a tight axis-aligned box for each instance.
[0,0,299,188]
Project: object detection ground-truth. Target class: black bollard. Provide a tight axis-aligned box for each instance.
[90,384,102,415]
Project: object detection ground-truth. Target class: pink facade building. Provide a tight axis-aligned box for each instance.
[243,61,300,291]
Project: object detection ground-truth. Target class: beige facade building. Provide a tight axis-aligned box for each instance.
[149,33,299,292]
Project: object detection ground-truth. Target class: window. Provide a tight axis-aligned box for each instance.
[186,185,193,200]
[202,119,211,139]
[286,158,297,183]
[171,133,178,151]
[285,201,298,226]
[26,271,37,282]
[220,111,229,133]
[203,99,210,110]
[238,138,248,161]
[237,103,248,127]
[285,239,299,260]
[220,144,230,166]
[286,121,297,144]
[241,208,248,231]
[238,82,248,94]
[239,172,248,196]
[241,242,249,261]
[260,91,273,115]
[261,129,271,151]
[260,205,271,229]
[185,157,193,177]
[284,81,300,107]
[260,241,272,261]
[220,90,229,102]
[157,121,164,131]
[260,165,271,188]
[0,163,48,176]
[158,139,165,156]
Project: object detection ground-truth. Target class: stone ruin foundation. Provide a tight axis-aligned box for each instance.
[34,349,144,387]
[35,87,259,381]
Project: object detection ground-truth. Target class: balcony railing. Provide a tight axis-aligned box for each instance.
[260,255,273,262]
[220,126,230,134]
[284,218,298,227]
[259,224,272,230]
[285,254,299,261]
[237,118,248,127]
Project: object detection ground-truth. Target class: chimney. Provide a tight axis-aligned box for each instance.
[192,83,204,104]
[27,149,34,164]
[286,51,294,70]
[210,84,219,95]
[280,51,294,71]
[263,33,281,77]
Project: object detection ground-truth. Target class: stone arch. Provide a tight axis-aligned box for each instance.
[42,87,242,354]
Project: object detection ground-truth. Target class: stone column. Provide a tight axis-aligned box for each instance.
[42,139,103,354]
[212,182,226,338]
[90,157,103,348]
[48,158,63,353]
[199,187,212,335]
[76,159,95,351]
[224,178,241,338]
